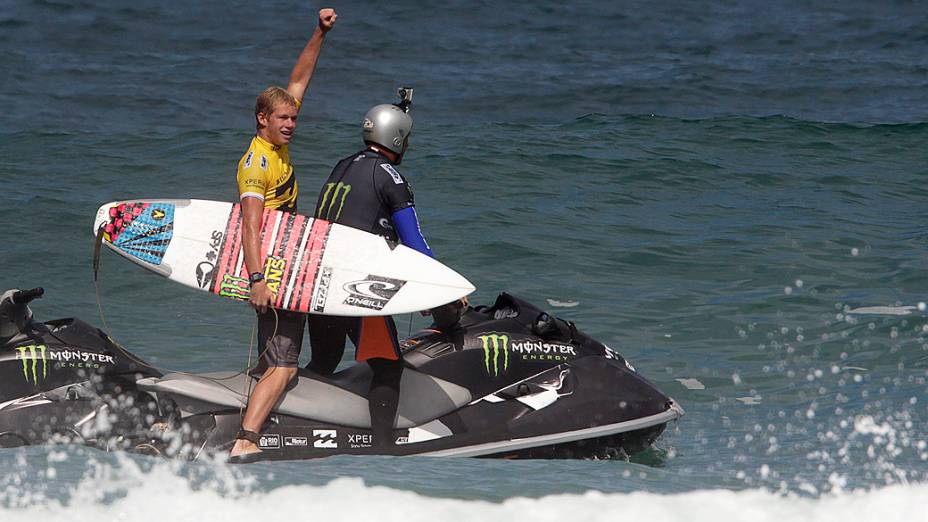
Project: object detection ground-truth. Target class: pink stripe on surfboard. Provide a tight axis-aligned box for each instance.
[273,213,303,308]
[211,203,243,294]
[294,219,332,312]
[247,208,279,278]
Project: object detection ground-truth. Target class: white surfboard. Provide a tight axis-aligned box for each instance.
[92,199,475,316]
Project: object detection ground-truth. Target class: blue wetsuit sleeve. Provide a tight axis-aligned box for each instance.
[391,206,433,258]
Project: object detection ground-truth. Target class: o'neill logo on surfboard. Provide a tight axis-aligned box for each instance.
[342,275,406,311]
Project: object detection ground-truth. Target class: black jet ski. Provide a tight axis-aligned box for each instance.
[0,288,162,451]
[0,287,683,460]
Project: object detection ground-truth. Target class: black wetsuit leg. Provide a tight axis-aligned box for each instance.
[348,318,404,449]
[367,357,404,449]
[308,315,403,448]
[305,315,351,375]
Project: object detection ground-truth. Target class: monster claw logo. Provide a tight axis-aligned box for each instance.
[14,344,47,384]
[479,333,509,377]
[317,182,351,221]
[219,274,250,300]
[12,345,116,384]
[475,335,578,376]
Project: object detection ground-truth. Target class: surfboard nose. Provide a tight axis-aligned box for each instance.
[449,270,476,296]
[92,203,114,236]
[423,260,476,306]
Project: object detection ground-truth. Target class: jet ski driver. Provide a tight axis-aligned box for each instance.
[307,88,449,449]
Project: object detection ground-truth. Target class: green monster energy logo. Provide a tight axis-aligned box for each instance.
[219,274,250,300]
[479,334,509,377]
[14,344,47,384]
[317,182,351,220]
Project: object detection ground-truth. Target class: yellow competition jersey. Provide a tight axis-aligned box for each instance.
[236,135,298,212]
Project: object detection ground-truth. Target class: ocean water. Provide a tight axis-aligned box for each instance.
[1,0,927,519]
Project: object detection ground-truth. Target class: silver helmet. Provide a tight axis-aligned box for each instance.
[362,88,413,154]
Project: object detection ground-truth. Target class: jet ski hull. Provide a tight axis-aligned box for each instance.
[1,290,684,461]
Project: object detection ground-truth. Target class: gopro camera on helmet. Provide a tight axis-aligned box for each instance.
[396,87,413,113]
[362,88,415,157]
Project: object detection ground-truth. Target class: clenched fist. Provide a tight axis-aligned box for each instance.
[318,8,337,33]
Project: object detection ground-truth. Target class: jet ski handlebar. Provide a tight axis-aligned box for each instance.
[11,287,44,305]
[1,287,43,342]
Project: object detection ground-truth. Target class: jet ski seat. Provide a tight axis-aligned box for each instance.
[137,364,472,429]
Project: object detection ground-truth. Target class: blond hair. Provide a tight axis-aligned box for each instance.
[255,86,297,128]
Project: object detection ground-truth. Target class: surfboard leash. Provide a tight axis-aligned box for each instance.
[239,314,259,423]
[91,225,152,372]
[92,225,112,335]
[237,308,280,428]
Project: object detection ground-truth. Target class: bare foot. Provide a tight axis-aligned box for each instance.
[230,438,262,457]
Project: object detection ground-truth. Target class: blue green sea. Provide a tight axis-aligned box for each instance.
[1,1,926,519]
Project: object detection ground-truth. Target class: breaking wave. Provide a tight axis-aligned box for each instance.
[1,452,925,522]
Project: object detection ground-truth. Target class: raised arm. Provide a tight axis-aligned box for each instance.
[287,8,337,105]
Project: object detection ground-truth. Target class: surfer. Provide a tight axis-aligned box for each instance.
[230,7,337,458]
[306,88,440,449]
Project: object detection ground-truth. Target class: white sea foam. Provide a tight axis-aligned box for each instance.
[846,306,916,316]
[1,460,926,522]
[675,378,705,390]
[546,299,579,308]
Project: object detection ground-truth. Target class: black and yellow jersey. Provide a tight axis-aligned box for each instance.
[236,135,298,212]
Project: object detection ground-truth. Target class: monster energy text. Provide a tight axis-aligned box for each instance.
[14,344,117,384]
[510,340,577,361]
[477,335,578,376]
